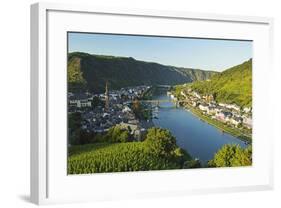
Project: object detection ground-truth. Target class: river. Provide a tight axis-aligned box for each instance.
[151,93,247,164]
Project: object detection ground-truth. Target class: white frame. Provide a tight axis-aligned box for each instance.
[30,2,274,205]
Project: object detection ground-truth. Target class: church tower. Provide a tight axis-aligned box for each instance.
[105,81,109,111]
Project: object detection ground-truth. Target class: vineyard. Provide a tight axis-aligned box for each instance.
[68,142,187,174]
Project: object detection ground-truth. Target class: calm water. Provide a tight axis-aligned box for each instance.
[152,94,247,163]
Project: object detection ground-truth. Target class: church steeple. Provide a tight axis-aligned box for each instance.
[105,81,109,111]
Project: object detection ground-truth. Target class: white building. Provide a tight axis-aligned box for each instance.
[225,104,240,111]
[243,107,252,113]
[193,92,201,99]
[219,103,227,107]
[243,117,252,129]
[69,98,92,108]
[180,91,187,98]
[199,104,209,111]
[122,106,131,113]
[230,117,242,127]
[206,107,216,115]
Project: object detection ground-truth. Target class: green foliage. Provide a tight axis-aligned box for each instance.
[131,99,152,120]
[67,57,87,90]
[103,125,130,143]
[68,112,100,145]
[68,142,182,174]
[68,112,82,145]
[67,52,215,93]
[171,85,186,98]
[68,127,192,174]
[183,159,201,168]
[145,127,177,158]
[208,144,252,167]
[190,59,252,107]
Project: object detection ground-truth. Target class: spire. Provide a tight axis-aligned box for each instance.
[105,81,109,94]
[105,81,109,111]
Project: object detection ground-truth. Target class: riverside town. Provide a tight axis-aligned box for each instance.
[68,83,252,143]
[67,32,253,174]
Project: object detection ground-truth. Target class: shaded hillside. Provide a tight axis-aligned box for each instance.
[68,52,216,93]
[176,67,217,81]
[190,59,252,107]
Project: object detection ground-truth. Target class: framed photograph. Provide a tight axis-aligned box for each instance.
[30,2,274,205]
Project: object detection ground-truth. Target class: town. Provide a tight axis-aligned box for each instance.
[68,83,152,141]
[68,81,252,145]
[169,85,252,132]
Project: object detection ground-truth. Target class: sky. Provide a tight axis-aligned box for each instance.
[68,32,252,72]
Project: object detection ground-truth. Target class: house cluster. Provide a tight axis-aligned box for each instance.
[176,89,252,129]
[68,85,151,140]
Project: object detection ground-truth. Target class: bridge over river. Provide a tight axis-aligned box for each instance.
[140,99,180,108]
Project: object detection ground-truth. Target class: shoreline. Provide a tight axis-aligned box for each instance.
[142,89,251,144]
[182,103,252,144]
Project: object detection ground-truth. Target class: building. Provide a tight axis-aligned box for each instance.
[180,91,187,99]
[193,92,201,99]
[199,104,209,111]
[230,116,242,127]
[122,106,131,113]
[225,104,240,111]
[206,107,216,115]
[243,116,252,129]
[243,107,252,113]
[215,111,232,122]
[69,94,92,108]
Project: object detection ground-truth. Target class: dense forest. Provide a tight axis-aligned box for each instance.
[67,52,217,93]
[189,59,252,107]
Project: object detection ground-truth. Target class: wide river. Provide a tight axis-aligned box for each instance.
[152,93,247,163]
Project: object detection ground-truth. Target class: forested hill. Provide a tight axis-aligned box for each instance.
[68,52,217,93]
[190,59,252,107]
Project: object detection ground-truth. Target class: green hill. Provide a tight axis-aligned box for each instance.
[190,59,252,107]
[68,52,217,93]
[67,142,186,174]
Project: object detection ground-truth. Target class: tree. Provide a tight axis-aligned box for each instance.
[145,127,177,158]
[105,125,130,143]
[118,131,130,143]
[92,96,104,108]
[183,159,201,168]
[132,99,142,119]
[208,144,252,167]
[68,112,82,145]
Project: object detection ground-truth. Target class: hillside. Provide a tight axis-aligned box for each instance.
[67,52,217,93]
[67,142,189,174]
[176,67,216,81]
[190,59,252,107]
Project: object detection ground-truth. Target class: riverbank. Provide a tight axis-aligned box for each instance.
[148,92,248,162]
[183,104,252,143]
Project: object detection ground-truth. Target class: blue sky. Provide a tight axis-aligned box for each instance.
[68,32,252,72]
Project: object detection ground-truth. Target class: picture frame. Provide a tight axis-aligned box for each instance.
[30,2,274,205]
